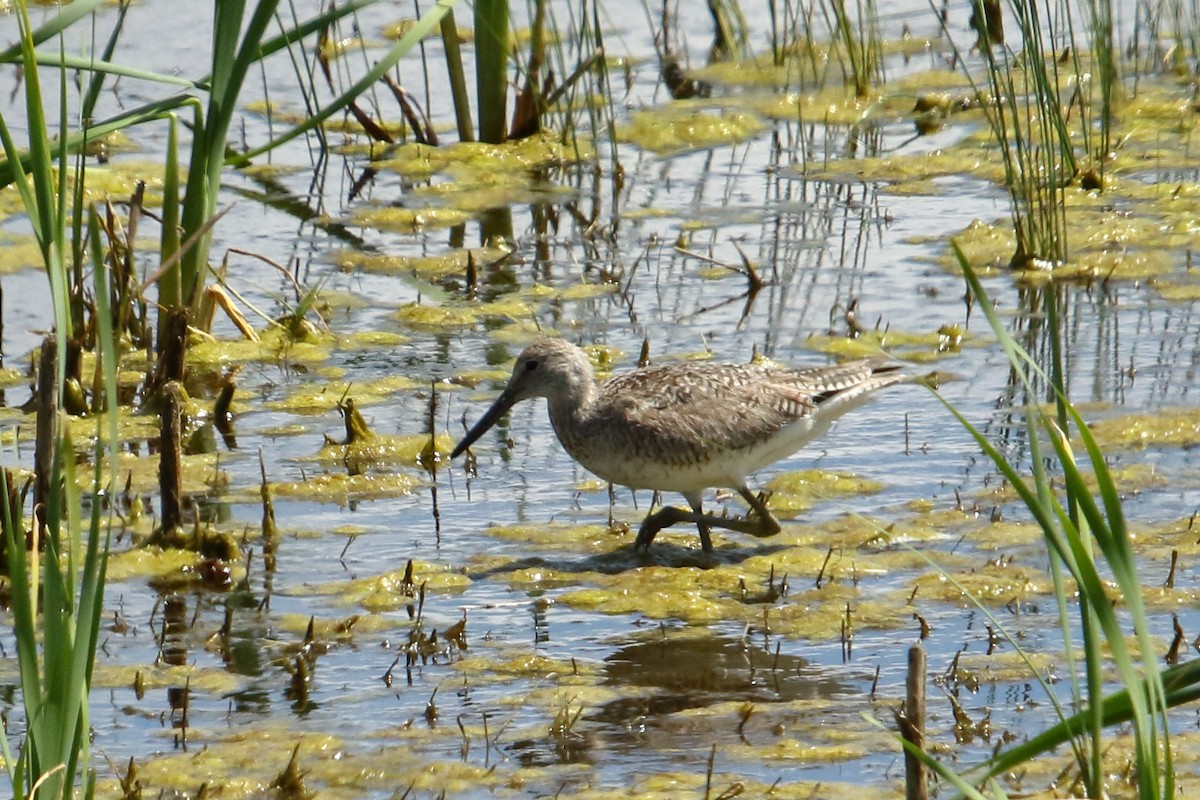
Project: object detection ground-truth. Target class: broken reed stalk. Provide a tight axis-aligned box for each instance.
[34,335,57,515]
[214,378,235,440]
[159,381,184,532]
[509,0,547,139]
[149,307,188,399]
[704,743,717,800]
[116,183,146,344]
[426,382,441,538]
[904,642,927,800]
[259,448,276,540]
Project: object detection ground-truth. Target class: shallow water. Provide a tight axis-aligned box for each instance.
[0,0,1199,797]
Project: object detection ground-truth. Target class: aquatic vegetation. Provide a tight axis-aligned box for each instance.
[804,328,972,362]
[332,243,513,280]
[1086,407,1200,450]
[618,107,766,154]
[764,468,885,516]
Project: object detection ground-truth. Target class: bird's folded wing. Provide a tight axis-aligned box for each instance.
[603,365,821,456]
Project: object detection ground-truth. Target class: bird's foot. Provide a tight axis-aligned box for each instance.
[737,488,782,538]
[634,506,695,550]
[744,513,783,538]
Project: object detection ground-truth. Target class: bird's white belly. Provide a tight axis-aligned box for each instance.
[580,452,737,493]
[566,416,821,494]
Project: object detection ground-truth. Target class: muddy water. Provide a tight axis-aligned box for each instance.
[1,0,1199,797]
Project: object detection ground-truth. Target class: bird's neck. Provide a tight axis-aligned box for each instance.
[546,374,597,427]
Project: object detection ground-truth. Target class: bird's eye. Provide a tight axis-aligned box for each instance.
[525,359,539,371]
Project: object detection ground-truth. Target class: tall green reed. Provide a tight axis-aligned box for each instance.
[0,3,120,798]
[1079,0,1117,179]
[941,0,1119,268]
[475,0,510,143]
[925,245,1178,797]
[0,0,459,792]
[0,0,460,327]
[763,0,882,94]
[827,0,883,97]
[974,0,1074,267]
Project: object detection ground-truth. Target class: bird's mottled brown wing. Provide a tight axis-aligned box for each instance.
[595,359,900,464]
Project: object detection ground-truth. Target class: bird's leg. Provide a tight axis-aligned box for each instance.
[686,494,714,553]
[606,482,616,529]
[736,485,782,537]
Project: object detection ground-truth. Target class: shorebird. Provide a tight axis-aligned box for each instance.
[451,339,905,552]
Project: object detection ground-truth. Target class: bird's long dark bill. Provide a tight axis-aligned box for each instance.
[451,391,517,458]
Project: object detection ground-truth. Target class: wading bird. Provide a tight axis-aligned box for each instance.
[451,339,905,552]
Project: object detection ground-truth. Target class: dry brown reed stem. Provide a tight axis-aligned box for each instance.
[903,643,927,800]
[214,378,236,449]
[510,0,546,139]
[33,336,57,515]
[148,308,188,400]
[382,74,437,145]
[259,448,277,542]
[158,381,184,533]
[425,383,441,538]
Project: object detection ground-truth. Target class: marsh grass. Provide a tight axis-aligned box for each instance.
[781,0,824,81]
[826,0,883,97]
[1124,0,1193,83]
[764,0,884,94]
[0,0,459,325]
[0,0,460,791]
[467,0,616,145]
[972,1,1073,267]
[910,244,1188,797]
[706,0,753,61]
[936,0,1126,268]
[1080,0,1118,181]
[474,0,510,143]
[0,4,120,798]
